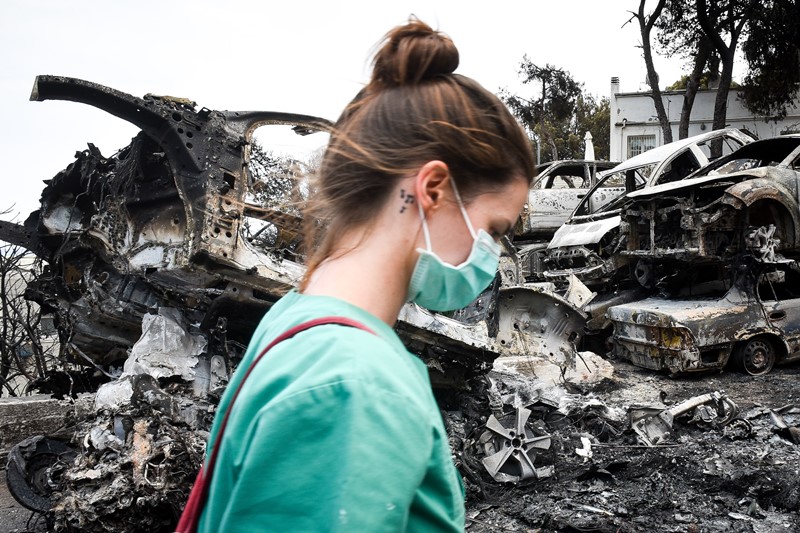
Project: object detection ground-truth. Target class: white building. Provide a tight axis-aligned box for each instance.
[609,76,800,161]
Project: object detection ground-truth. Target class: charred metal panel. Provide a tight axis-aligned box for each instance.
[630,391,738,446]
[548,216,622,248]
[495,286,586,367]
[542,246,623,284]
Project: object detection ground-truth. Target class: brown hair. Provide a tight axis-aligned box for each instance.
[300,17,535,288]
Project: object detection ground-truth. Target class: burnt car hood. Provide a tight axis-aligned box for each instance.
[625,168,772,201]
[547,215,621,248]
[607,287,753,327]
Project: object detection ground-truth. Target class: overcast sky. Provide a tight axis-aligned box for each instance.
[0,0,737,219]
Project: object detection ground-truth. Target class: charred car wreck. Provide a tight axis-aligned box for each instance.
[2,75,573,389]
[510,130,755,349]
[609,261,800,375]
[610,134,800,375]
[620,134,800,267]
[516,159,618,242]
[0,76,591,529]
[541,128,754,291]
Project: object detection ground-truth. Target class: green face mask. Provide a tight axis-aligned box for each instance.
[406,180,501,312]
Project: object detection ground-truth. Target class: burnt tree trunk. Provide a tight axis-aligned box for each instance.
[697,0,751,155]
[679,37,712,139]
[636,0,673,144]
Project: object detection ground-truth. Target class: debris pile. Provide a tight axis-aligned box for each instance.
[455,361,800,532]
[49,309,216,532]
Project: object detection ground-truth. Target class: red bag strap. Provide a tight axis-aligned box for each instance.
[180,316,375,531]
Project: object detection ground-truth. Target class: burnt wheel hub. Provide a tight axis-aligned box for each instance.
[479,406,552,482]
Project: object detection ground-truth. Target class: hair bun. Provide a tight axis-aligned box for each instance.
[370,17,459,89]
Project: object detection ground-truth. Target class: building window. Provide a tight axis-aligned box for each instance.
[627,135,656,158]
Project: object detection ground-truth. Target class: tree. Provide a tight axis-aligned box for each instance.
[654,0,797,130]
[0,242,60,396]
[243,140,319,252]
[655,0,716,138]
[628,0,673,143]
[647,1,761,146]
[247,141,305,213]
[574,94,611,161]
[665,74,739,91]
[696,0,754,137]
[740,0,800,120]
[501,58,610,162]
[502,59,583,161]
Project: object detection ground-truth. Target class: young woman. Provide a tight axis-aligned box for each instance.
[198,18,535,532]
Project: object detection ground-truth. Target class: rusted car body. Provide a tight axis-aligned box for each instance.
[608,261,800,375]
[620,134,800,267]
[517,159,618,241]
[540,129,754,289]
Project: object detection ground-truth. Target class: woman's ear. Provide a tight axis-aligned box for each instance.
[414,160,450,215]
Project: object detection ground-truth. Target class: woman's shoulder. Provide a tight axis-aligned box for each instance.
[269,321,421,384]
[254,292,409,360]
[243,292,433,402]
[243,324,437,422]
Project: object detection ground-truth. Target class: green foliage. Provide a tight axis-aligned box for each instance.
[501,57,610,162]
[740,0,800,120]
[666,74,740,91]
[653,0,797,123]
[575,95,611,161]
[654,0,707,70]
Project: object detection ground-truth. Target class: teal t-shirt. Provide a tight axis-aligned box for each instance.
[198,290,465,532]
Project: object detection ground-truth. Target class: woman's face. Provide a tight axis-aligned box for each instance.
[425,175,529,265]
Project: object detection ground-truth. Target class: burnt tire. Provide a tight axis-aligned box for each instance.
[6,436,77,512]
[733,336,776,376]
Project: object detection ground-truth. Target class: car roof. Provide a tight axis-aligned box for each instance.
[600,127,749,175]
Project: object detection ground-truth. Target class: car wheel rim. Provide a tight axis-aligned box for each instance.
[743,340,773,375]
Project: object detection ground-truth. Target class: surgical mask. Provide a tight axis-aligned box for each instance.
[407,180,502,312]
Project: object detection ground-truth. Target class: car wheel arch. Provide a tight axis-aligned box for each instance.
[722,180,799,248]
[730,333,785,376]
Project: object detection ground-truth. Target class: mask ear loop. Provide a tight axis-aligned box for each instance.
[449,177,478,239]
[417,201,433,251]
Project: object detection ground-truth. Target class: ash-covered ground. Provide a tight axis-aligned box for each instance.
[4,354,800,533]
[452,357,800,533]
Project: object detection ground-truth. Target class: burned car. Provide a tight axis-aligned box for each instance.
[0,75,576,390]
[620,134,800,268]
[539,128,754,290]
[516,159,617,241]
[609,261,800,376]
